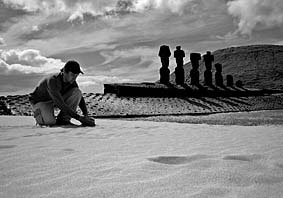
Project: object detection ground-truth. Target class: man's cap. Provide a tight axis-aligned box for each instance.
[63,60,84,74]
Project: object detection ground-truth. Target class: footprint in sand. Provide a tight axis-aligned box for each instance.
[62,148,75,152]
[222,154,263,162]
[191,187,231,197]
[275,163,283,169]
[148,154,213,165]
[0,145,17,149]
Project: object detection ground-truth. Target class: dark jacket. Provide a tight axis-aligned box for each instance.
[29,72,86,120]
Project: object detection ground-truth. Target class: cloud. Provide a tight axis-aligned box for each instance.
[78,75,131,86]
[215,31,240,41]
[2,0,205,22]
[77,75,131,93]
[0,0,30,32]
[227,0,283,35]
[98,46,158,79]
[2,0,124,21]
[100,46,156,66]
[132,0,196,14]
[0,49,65,74]
[3,0,222,48]
[275,40,283,45]
[0,37,5,45]
[2,0,64,13]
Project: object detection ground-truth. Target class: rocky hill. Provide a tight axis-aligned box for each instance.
[170,45,283,90]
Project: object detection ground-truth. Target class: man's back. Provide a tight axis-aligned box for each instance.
[29,72,78,104]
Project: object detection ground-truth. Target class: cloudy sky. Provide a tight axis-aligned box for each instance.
[0,0,283,95]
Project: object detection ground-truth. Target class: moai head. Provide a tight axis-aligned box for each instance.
[190,53,201,69]
[204,51,212,59]
[226,75,234,87]
[158,45,171,58]
[215,63,222,73]
[174,46,185,59]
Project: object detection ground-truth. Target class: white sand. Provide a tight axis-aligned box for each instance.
[1,116,283,198]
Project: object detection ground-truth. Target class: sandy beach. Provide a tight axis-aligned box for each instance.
[1,113,283,198]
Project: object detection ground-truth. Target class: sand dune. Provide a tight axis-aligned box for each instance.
[1,115,283,197]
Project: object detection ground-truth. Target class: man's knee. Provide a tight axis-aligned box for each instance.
[32,102,56,126]
[33,108,56,126]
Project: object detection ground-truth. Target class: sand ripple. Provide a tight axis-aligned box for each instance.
[1,117,283,197]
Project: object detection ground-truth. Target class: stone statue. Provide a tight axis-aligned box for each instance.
[203,51,214,86]
[158,45,171,84]
[174,46,185,85]
[190,53,201,85]
[226,75,234,87]
[215,63,223,87]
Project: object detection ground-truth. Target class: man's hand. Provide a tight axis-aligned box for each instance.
[79,116,96,126]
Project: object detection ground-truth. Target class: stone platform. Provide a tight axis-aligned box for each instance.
[104,83,281,97]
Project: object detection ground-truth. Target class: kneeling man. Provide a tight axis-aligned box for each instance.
[29,60,95,126]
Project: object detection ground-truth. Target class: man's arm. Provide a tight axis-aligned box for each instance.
[47,78,81,120]
[79,96,88,116]
[78,96,95,126]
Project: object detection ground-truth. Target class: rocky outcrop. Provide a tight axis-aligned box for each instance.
[1,93,283,117]
[0,97,12,115]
